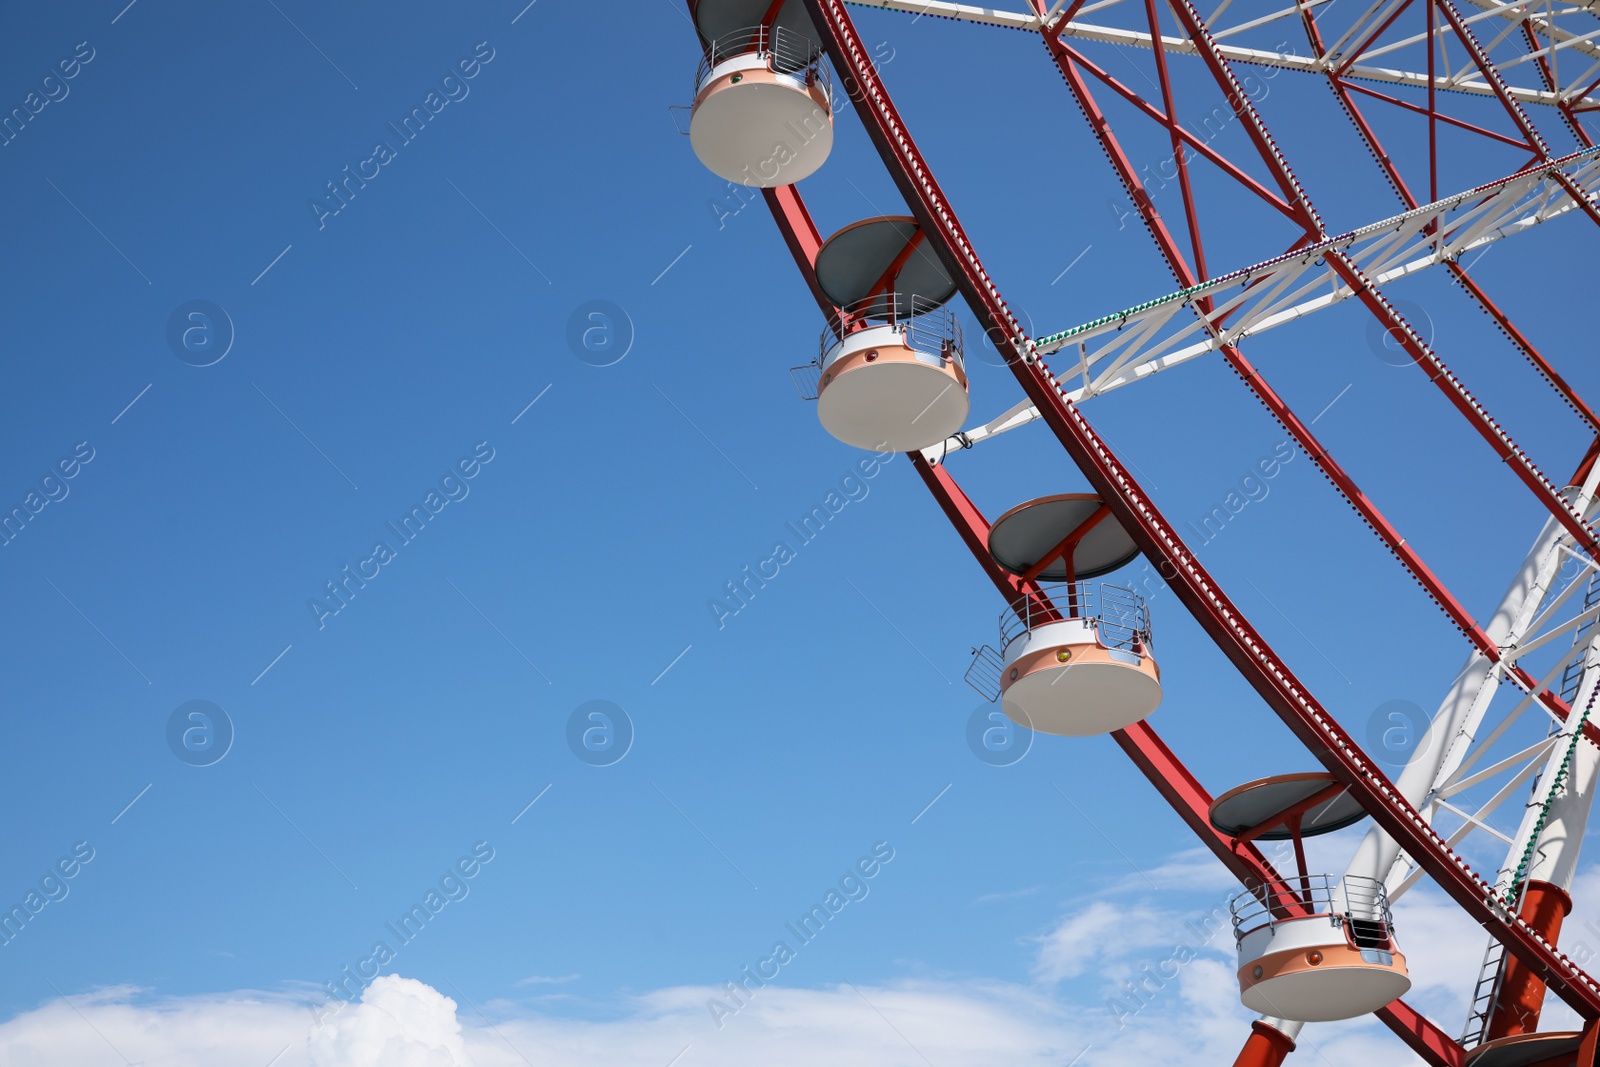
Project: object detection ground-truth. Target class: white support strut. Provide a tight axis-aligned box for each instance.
[923,146,1600,463]
[844,0,1600,107]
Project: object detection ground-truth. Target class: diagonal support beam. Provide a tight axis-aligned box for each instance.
[1294,7,1600,437]
[843,0,1600,106]
[1161,0,1600,563]
[1018,10,1600,766]
[929,149,1599,419]
[742,34,1474,1067]
[805,0,1600,1022]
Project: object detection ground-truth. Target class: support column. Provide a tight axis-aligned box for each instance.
[1234,1018,1302,1067]
[1488,880,1575,1039]
[1484,555,1600,1038]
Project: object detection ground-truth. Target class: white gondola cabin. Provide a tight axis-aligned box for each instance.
[794,217,969,452]
[995,581,1160,735]
[689,24,832,187]
[966,495,1160,736]
[1209,774,1408,1022]
[813,294,968,452]
[1230,874,1410,1021]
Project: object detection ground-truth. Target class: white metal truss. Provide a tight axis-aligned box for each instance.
[844,0,1600,107]
[923,145,1600,462]
[1386,637,1586,901]
[1448,556,1600,1044]
[1381,497,1600,906]
[1461,0,1600,107]
[1350,478,1593,895]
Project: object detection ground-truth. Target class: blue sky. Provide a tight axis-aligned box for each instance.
[2,2,1599,1065]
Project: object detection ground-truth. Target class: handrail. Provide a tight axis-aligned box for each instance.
[999,580,1151,652]
[695,26,831,93]
[818,293,964,369]
[1231,874,1395,944]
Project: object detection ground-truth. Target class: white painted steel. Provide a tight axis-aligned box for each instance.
[924,149,1600,461]
[843,0,1600,106]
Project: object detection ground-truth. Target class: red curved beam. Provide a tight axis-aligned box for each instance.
[798,0,1600,1020]
[1027,22,1600,749]
[755,82,1466,1067]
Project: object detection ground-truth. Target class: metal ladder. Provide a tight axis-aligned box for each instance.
[1559,568,1600,705]
[1461,936,1509,1047]
[1459,568,1600,1046]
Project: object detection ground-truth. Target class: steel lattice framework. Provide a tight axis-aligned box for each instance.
[683,0,1600,1062]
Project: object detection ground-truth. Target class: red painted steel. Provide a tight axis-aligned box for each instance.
[1294,13,1600,439]
[1378,1001,1469,1067]
[753,96,1472,1067]
[1028,19,1600,750]
[1430,0,1600,232]
[682,4,1595,1058]
[1232,1021,1296,1067]
[1489,881,1576,1040]
[798,0,1600,1021]
[1159,0,1600,560]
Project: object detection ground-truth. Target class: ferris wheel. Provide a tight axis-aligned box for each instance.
[678,0,1600,1063]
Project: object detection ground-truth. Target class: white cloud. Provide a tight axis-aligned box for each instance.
[15,851,1600,1067]
[1033,899,1188,983]
[0,975,1285,1067]
[0,979,1085,1067]
[1124,847,1247,895]
[0,971,1423,1067]
[0,987,312,1067]
[515,974,580,987]
[308,976,472,1066]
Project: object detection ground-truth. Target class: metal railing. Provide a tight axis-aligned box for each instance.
[965,644,1005,702]
[1229,874,1395,946]
[695,26,830,93]
[998,582,1151,652]
[818,294,964,370]
[789,361,823,401]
